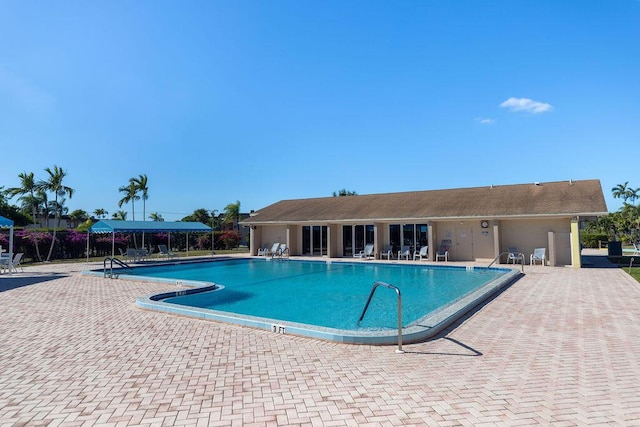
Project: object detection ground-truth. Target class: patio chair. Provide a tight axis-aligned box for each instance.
[158,244,178,259]
[354,244,375,259]
[436,240,451,262]
[126,248,139,262]
[267,243,280,257]
[398,246,411,260]
[530,248,546,266]
[413,246,429,261]
[507,247,524,264]
[11,253,24,272]
[257,244,270,256]
[275,244,289,258]
[0,252,23,274]
[379,245,394,260]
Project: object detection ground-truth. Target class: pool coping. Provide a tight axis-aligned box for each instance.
[86,258,521,345]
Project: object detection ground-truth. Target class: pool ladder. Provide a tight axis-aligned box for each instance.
[358,281,404,353]
[103,257,133,279]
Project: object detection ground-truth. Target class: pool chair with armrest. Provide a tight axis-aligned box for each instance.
[267,243,280,257]
[13,253,24,272]
[398,246,411,260]
[413,246,429,261]
[126,248,139,262]
[1,252,24,274]
[379,245,394,260]
[507,247,524,264]
[275,244,289,258]
[436,240,451,262]
[354,244,375,259]
[158,245,178,259]
[530,247,546,266]
[257,244,270,256]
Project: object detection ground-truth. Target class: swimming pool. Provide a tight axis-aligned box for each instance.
[122,258,519,345]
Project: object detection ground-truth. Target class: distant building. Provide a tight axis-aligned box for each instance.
[241,180,608,268]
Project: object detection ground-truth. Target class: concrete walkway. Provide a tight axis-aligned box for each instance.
[1,252,640,426]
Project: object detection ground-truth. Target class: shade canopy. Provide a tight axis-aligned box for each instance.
[89,220,211,234]
[0,215,15,271]
[0,215,14,228]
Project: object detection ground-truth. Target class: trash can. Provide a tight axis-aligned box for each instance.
[607,241,622,257]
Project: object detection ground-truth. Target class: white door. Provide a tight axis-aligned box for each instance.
[455,227,473,261]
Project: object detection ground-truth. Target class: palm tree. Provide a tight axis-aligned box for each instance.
[69,209,88,227]
[112,210,127,220]
[6,171,43,261]
[612,182,631,203]
[36,189,49,228]
[223,201,241,231]
[131,174,149,221]
[36,165,74,261]
[629,187,640,205]
[149,212,164,221]
[118,181,140,220]
[93,208,108,219]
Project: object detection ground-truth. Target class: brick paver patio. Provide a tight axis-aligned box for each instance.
[1,252,640,426]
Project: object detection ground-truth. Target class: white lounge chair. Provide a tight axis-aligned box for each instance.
[354,244,375,259]
[413,246,428,261]
[379,245,394,260]
[530,248,546,266]
[158,245,178,259]
[398,246,411,260]
[11,253,24,272]
[0,252,23,274]
[274,244,289,258]
[257,244,270,256]
[267,243,280,257]
[126,248,139,262]
[436,240,451,262]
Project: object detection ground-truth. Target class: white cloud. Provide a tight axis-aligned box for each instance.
[500,97,552,114]
[477,117,495,124]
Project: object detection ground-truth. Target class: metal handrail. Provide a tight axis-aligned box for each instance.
[103,257,132,278]
[487,252,524,272]
[358,281,404,353]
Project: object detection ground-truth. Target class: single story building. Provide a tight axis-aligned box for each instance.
[241,179,608,268]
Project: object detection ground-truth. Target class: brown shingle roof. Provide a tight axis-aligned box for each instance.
[243,179,608,224]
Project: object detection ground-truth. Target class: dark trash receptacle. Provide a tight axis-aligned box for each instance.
[608,241,622,257]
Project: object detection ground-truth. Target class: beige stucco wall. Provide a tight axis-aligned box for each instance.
[500,218,570,265]
[253,217,576,266]
[260,225,289,249]
[433,221,495,261]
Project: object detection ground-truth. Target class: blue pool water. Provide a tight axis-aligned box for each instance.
[127,258,517,343]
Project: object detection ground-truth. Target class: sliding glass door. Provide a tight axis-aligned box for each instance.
[387,224,428,253]
[302,225,327,256]
[343,225,374,256]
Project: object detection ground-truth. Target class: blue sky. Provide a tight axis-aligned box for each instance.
[1,1,639,221]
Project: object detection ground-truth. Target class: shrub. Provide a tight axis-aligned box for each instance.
[219,230,241,249]
[581,233,609,248]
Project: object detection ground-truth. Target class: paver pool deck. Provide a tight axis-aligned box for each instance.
[1,250,640,426]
